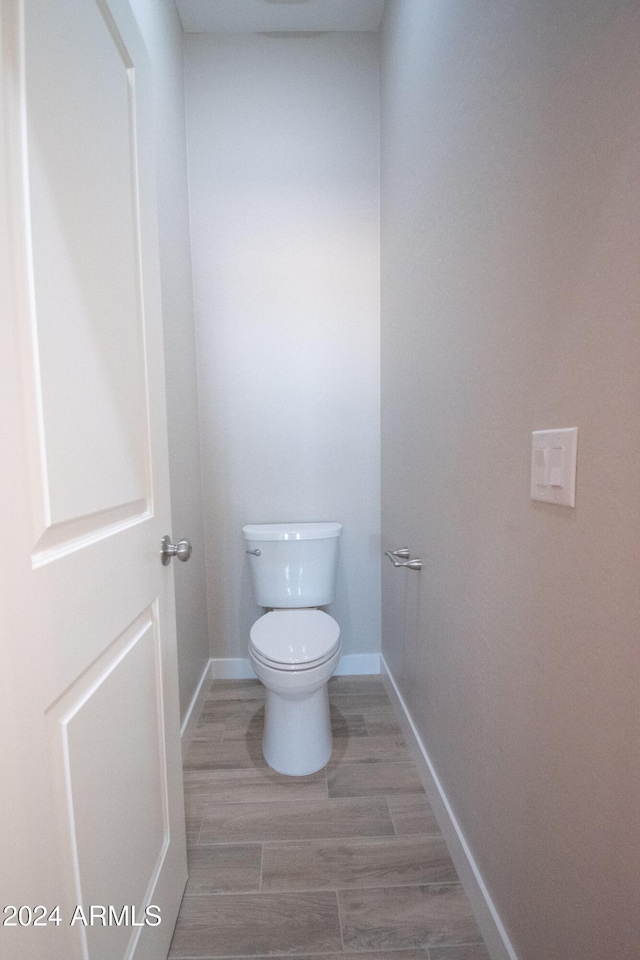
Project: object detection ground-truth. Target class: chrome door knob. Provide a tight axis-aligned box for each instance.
[161,535,192,566]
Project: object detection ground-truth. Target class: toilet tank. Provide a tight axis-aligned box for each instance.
[243,522,342,608]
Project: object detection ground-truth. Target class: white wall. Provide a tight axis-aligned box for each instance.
[129,0,210,719]
[185,33,381,661]
[380,2,640,958]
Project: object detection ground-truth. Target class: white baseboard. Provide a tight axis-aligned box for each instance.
[210,658,256,680]
[210,652,380,680]
[180,658,213,749]
[334,652,380,675]
[381,655,519,960]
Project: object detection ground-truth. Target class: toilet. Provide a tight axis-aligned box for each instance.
[242,521,342,776]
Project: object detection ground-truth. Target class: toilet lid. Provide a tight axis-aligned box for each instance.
[250,610,340,666]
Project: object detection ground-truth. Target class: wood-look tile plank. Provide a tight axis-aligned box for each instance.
[328,675,385,696]
[428,946,492,960]
[387,795,442,836]
[362,706,404,737]
[185,816,203,847]
[184,767,326,813]
[329,692,393,712]
[327,762,424,798]
[200,697,264,720]
[195,700,265,740]
[184,738,265,770]
[365,719,404,736]
[168,892,342,958]
[199,797,395,844]
[339,884,483,951]
[330,695,402,736]
[329,712,369,738]
[199,699,264,722]
[184,844,262,895]
[206,679,263,701]
[329,733,409,765]
[262,836,458,891]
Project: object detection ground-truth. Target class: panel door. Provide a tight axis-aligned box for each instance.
[0,0,187,957]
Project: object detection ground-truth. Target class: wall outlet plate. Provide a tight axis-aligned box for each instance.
[530,428,578,507]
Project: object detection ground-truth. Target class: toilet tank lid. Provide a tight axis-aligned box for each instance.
[242,522,342,541]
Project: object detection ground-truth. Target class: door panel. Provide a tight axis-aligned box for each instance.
[26,0,149,538]
[0,1,187,958]
[47,610,168,960]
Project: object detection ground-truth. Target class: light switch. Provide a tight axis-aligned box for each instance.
[530,428,578,507]
[548,446,564,487]
[533,446,548,486]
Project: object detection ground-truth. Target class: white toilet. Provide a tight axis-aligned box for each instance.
[243,521,342,776]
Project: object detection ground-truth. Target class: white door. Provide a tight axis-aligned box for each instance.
[0,1,187,958]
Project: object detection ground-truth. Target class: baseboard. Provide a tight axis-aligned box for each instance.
[334,652,380,675]
[210,658,256,680]
[381,655,519,960]
[209,653,380,680]
[180,658,213,749]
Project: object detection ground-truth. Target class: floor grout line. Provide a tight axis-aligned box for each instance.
[170,952,431,960]
[171,950,486,960]
[245,833,443,847]
[335,886,346,953]
[194,815,204,846]
[386,796,398,837]
[176,881,465,898]
[190,840,265,848]
[195,833,401,847]
[195,834,441,846]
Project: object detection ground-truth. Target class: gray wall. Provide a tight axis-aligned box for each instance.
[129,0,210,720]
[380,2,640,958]
[184,33,381,664]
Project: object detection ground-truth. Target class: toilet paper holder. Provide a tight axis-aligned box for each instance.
[384,548,422,571]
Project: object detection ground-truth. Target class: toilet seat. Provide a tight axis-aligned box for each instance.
[249,609,340,672]
[249,643,340,672]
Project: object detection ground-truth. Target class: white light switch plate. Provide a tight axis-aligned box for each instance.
[531,428,578,507]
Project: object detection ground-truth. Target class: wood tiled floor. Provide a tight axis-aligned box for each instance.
[169,676,490,960]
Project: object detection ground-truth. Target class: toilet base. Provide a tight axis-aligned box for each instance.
[262,684,333,777]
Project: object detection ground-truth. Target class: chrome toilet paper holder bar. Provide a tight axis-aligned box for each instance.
[384,548,422,571]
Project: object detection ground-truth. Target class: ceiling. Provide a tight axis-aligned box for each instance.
[175,0,386,34]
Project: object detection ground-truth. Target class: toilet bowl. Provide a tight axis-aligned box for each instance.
[248,609,341,776]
